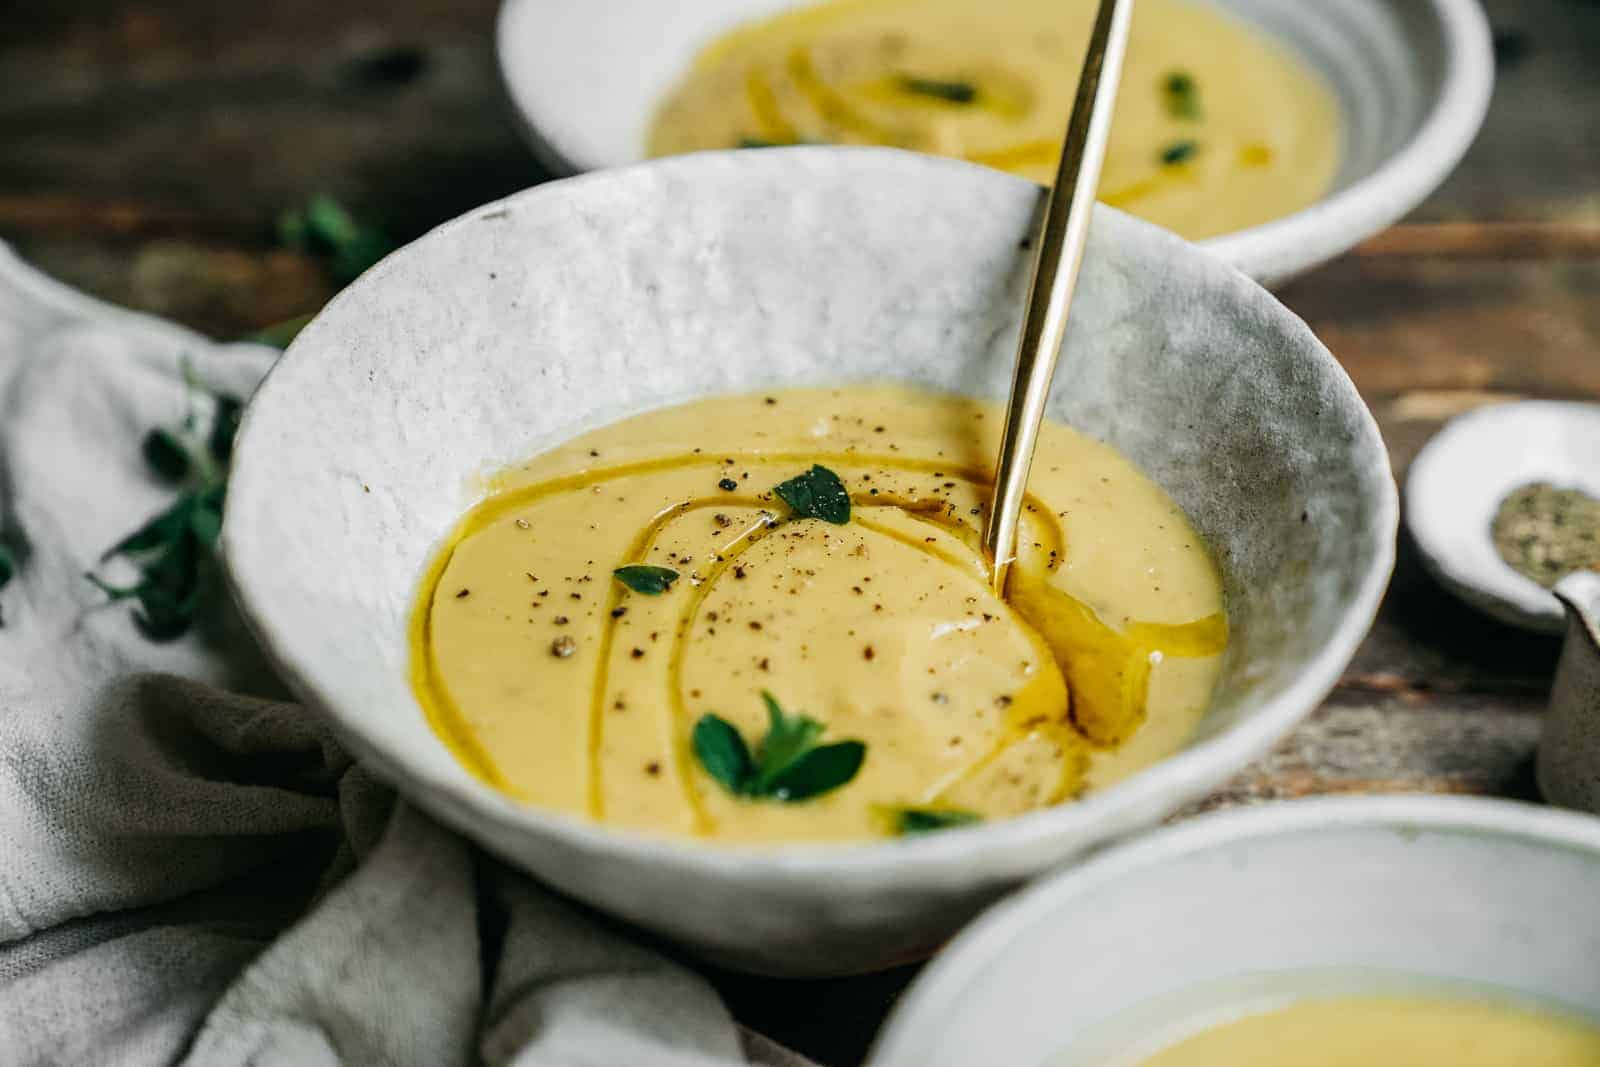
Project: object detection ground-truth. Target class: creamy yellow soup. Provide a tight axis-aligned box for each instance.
[1134,995,1600,1067]
[411,388,1225,844]
[647,0,1341,241]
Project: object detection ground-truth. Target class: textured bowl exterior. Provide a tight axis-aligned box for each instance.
[223,149,1396,975]
[495,0,1493,285]
[871,796,1600,1065]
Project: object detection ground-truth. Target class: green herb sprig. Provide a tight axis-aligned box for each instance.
[692,691,866,802]
[1163,71,1201,120]
[86,367,240,641]
[250,197,394,351]
[898,76,979,104]
[774,464,851,525]
[276,194,394,288]
[613,564,680,595]
[894,807,982,835]
[1160,139,1199,166]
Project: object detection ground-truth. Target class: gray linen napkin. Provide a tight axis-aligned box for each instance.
[0,245,816,1067]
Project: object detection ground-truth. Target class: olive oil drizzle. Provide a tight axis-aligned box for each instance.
[851,508,1083,806]
[412,449,1223,834]
[661,510,776,831]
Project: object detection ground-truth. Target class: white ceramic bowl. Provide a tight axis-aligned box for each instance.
[496,0,1493,285]
[871,795,1600,1066]
[1407,401,1600,634]
[222,149,1396,975]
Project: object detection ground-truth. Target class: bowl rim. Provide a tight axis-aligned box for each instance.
[868,794,1600,1065]
[1404,399,1600,634]
[1199,0,1492,280]
[222,147,1399,886]
[493,0,1493,283]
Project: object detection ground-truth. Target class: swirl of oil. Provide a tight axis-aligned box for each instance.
[411,453,1226,836]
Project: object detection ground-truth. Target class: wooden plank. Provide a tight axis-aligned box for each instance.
[1354,222,1600,260]
[1281,254,1600,400]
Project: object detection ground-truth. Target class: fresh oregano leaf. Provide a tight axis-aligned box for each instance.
[613,565,680,595]
[899,76,978,104]
[189,486,225,546]
[748,691,825,795]
[209,395,243,464]
[773,464,850,525]
[304,194,361,250]
[692,714,754,794]
[139,523,200,595]
[1160,139,1199,166]
[1162,71,1201,120]
[134,580,199,642]
[0,543,14,588]
[278,195,394,286]
[103,495,197,559]
[895,808,982,835]
[691,691,866,803]
[142,428,191,482]
[767,740,866,801]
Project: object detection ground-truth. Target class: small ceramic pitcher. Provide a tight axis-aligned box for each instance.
[1538,570,1600,814]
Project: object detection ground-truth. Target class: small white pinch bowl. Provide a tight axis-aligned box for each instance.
[1407,400,1600,633]
[495,0,1493,286]
[223,149,1396,975]
[870,796,1600,1066]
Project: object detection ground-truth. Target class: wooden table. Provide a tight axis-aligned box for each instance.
[4,2,1597,1063]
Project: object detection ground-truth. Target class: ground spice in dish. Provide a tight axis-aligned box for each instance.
[1491,482,1600,588]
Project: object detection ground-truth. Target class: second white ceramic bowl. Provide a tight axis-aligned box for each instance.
[871,796,1600,1065]
[223,149,1395,975]
[497,0,1493,285]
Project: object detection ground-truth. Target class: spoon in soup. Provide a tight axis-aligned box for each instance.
[983,0,1135,592]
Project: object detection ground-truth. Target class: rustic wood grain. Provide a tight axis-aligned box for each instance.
[3,1,1598,1065]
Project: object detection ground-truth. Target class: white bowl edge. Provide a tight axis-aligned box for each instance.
[869,794,1600,1065]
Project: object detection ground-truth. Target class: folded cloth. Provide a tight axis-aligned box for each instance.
[0,245,815,1067]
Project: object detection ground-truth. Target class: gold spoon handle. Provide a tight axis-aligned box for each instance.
[983,0,1135,592]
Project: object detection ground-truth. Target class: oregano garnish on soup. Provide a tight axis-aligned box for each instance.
[773,464,851,525]
[613,564,680,595]
[1160,139,1200,166]
[1162,71,1201,120]
[894,807,982,835]
[898,75,979,104]
[692,691,866,802]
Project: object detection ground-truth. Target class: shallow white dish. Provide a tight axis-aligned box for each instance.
[1407,400,1600,633]
[870,795,1600,1066]
[222,149,1395,975]
[496,0,1492,286]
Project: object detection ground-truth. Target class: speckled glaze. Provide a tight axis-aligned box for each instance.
[1406,401,1600,633]
[1539,572,1600,815]
[222,149,1396,975]
[870,796,1600,1066]
[496,0,1493,285]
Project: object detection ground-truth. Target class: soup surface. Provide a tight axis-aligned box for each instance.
[1133,994,1600,1067]
[411,388,1226,844]
[647,0,1341,241]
